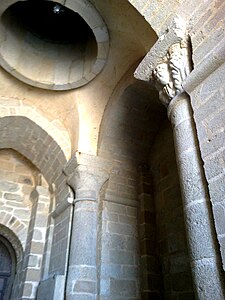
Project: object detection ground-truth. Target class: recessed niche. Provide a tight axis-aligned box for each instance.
[0,0,109,90]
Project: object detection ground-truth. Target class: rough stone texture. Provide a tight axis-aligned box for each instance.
[0,149,52,299]
[188,62,225,271]
[138,167,162,299]
[49,205,72,276]
[0,149,36,248]
[0,115,69,204]
[169,93,224,299]
[0,0,224,299]
[36,275,65,300]
[99,200,139,299]
[20,185,51,299]
[65,158,110,299]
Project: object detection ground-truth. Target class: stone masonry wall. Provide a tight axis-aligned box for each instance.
[179,0,225,275]
[99,201,139,300]
[0,148,37,298]
[129,0,224,44]
[0,115,68,205]
[149,120,195,299]
[97,68,166,299]
[0,98,71,160]
[129,0,225,296]
[0,149,37,248]
[189,0,225,68]
[189,63,225,270]
[19,185,51,300]
[99,162,140,300]
[138,167,162,300]
[49,205,73,276]
[0,149,53,299]
[128,0,185,35]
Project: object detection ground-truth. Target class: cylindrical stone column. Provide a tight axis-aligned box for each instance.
[134,20,225,298]
[65,162,108,300]
[168,92,224,299]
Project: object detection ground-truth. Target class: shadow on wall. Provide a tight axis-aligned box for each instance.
[98,69,167,165]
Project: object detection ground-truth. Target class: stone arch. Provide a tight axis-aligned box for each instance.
[0,234,17,300]
[0,224,23,265]
[0,97,71,160]
[0,224,24,300]
[98,61,166,162]
[97,60,194,299]
[98,59,195,299]
[0,115,70,203]
[0,212,27,251]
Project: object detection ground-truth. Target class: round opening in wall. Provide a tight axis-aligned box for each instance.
[0,0,109,90]
[10,1,93,44]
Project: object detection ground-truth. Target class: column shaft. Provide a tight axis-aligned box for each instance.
[64,157,108,300]
[66,199,98,300]
[168,92,224,299]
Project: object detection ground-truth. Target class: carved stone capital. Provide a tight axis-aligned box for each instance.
[135,16,193,107]
[69,164,108,199]
[151,40,192,106]
[64,152,109,200]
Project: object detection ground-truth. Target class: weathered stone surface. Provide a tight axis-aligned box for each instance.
[74,280,97,294]
[192,258,224,299]
[0,180,19,192]
[110,279,137,297]
[0,1,224,300]
[4,193,23,201]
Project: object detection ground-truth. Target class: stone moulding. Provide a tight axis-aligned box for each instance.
[0,0,109,90]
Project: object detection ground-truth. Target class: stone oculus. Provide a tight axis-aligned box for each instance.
[0,0,224,299]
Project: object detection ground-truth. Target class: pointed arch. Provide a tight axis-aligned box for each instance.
[0,224,23,264]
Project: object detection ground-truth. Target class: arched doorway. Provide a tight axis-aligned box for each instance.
[0,236,16,300]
